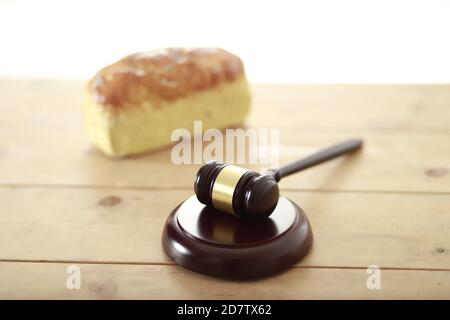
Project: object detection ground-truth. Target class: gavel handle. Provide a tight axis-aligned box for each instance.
[269,138,363,182]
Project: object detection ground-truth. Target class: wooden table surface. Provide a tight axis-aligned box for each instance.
[0,79,449,299]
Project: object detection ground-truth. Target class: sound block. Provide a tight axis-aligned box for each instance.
[162,195,313,279]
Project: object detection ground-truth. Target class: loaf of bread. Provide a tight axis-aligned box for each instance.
[82,48,251,157]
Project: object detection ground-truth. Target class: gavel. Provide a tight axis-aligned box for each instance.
[195,138,363,220]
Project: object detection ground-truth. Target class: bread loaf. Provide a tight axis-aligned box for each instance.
[82,48,251,157]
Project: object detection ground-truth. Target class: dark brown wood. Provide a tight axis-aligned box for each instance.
[162,195,313,279]
[194,139,362,219]
[194,160,280,219]
[271,138,363,181]
[233,172,279,220]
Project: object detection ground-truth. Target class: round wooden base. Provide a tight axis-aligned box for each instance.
[162,195,313,279]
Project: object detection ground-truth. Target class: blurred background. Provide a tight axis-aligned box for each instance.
[0,0,449,83]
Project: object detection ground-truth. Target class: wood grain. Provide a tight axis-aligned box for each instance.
[0,262,449,299]
[250,84,450,133]
[1,79,449,299]
[2,80,450,133]
[1,187,449,270]
[0,126,449,193]
[1,80,449,192]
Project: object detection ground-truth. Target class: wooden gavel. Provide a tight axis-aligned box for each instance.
[195,138,363,220]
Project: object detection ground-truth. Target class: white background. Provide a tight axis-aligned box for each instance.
[1,0,449,82]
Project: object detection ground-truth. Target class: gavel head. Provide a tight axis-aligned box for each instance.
[194,160,280,220]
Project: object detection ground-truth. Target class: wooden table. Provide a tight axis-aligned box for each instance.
[0,80,449,299]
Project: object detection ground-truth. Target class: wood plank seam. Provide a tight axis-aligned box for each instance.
[2,260,450,273]
[1,183,450,196]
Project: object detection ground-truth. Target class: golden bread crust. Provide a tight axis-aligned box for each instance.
[88,48,245,108]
